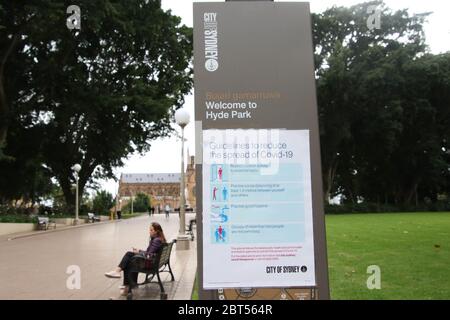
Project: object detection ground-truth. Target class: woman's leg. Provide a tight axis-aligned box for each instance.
[121,252,138,286]
[105,251,137,278]
[123,268,138,286]
[118,251,135,271]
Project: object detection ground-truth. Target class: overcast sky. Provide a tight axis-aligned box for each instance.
[98,0,450,196]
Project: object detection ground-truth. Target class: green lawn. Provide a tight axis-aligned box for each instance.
[326,212,450,300]
[191,275,199,300]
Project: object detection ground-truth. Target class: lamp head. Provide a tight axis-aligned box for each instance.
[71,164,81,172]
[175,108,190,128]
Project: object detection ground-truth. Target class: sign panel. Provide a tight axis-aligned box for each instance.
[202,129,316,288]
[194,1,330,299]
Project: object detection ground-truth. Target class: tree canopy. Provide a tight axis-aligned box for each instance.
[313,1,450,208]
[0,0,193,207]
[92,190,114,215]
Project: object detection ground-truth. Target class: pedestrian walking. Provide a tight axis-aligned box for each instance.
[165,204,170,218]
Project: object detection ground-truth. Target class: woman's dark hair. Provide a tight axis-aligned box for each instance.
[151,222,167,243]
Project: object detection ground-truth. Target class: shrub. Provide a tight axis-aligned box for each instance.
[123,193,151,213]
[92,190,114,215]
[0,215,37,223]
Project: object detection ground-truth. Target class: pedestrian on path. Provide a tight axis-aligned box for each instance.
[165,204,170,219]
[104,222,167,296]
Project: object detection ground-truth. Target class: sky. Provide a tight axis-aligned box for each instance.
[98,0,450,196]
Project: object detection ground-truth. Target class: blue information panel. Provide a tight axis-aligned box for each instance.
[203,129,316,288]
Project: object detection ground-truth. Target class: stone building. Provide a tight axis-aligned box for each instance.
[117,156,196,212]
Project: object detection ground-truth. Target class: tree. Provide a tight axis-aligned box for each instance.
[334,50,450,208]
[386,53,450,205]
[0,124,54,206]
[92,190,114,215]
[0,1,193,209]
[124,192,150,213]
[312,1,433,205]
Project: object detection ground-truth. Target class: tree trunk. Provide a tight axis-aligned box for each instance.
[60,176,75,212]
[405,180,419,207]
[0,35,20,149]
[324,168,332,204]
[59,171,90,215]
[0,74,9,148]
[323,158,338,204]
[415,188,418,207]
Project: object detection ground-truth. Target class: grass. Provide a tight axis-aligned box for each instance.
[326,212,450,299]
[191,275,199,300]
[191,212,450,300]
[121,212,147,219]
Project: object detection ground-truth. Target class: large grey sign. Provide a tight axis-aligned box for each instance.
[194,1,330,300]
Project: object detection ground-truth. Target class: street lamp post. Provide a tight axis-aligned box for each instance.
[175,108,190,250]
[71,163,81,225]
[131,192,134,215]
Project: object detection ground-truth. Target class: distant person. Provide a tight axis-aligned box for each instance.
[165,204,170,218]
[104,222,167,296]
[148,206,152,216]
[117,210,122,220]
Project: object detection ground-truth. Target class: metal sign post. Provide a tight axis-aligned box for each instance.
[194,1,330,300]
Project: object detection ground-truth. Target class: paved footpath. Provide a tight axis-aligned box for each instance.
[0,213,197,300]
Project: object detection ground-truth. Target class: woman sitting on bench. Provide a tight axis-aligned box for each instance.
[104,222,167,296]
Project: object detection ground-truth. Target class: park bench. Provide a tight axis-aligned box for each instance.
[127,239,176,300]
[186,218,196,241]
[37,216,56,230]
[87,212,101,223]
